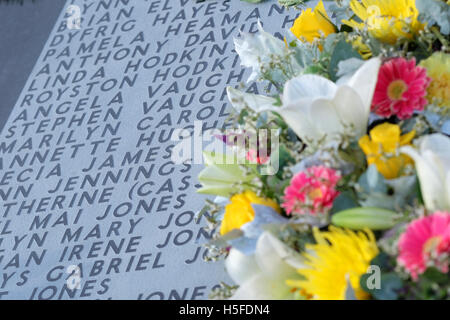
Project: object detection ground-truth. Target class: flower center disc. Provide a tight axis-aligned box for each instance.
[308,188,323,200]
[423,236,442,255]
[387,79,408,100]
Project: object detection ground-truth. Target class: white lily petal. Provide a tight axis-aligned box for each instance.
[420,134,450,165]
[308,98,344,139]
[283,74,337,105]
[416,153,445,211]
[277,99,322,142]
[275,58,381,145]
[227,87,277,113]
[401,134,450,211]
[255,232,305,279]
[332,85,367,137]
[224,249,260,285]
[345,57,382,120]
[227,233,306,300]
[230,274,294,300]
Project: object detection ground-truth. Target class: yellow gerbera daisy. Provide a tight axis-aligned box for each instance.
[343,0,425,45]
[419,52,450,109]
[287,227,379,300]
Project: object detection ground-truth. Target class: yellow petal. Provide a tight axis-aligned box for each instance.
[314,0,336,36]
[400,130,416,146]
[343,0,425,45]
[290,0,335,43]
[359,135,380,156]
[376,157,400,179]
[220,191,279,235]
[369,123,401,144]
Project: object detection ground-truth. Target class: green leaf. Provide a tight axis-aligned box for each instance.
[416,0,450,35]
[358,166,417,210]
[361,272,403,300]
[370,252,391,271]
[330,191,358,214]
[328,39,361,81]
[358,165,387,193]
[421,267,449,285]
[277,145,295,176]
[336,57,364,81]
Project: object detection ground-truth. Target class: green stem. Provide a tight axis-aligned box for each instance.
[431,26,449,49]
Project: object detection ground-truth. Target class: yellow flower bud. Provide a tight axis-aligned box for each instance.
[358,123,415,179]
[290,0,335,44]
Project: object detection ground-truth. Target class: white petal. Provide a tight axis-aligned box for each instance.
[401,146,446,211]
[277,99,322,142]
[346,57,381,120]
[402,134,450,211]
[420,134,450,169]
[308,98,344,139]
[332,85,367,138]
[224,249,260,285]
[227,86,325,143]
[254,232,305,279]
[283,74,337,105]
[230,274,294,300]
[229,232,305,300]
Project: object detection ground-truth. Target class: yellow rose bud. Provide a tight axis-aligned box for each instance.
[358,123,415,179]
[290,0,336,44]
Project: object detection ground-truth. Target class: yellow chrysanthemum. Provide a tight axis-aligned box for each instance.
[287,227,379,300]
[343,0,425,45]
[290,0,336,44]
[358,123,415,179]
[419,52,450,109]
[220,191,280,235]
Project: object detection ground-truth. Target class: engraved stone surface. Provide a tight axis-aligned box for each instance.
[0,0,298,299]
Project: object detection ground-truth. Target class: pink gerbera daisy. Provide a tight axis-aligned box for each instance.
[282,166,340,216]
[398,212,450,280]
[372,57,430,119]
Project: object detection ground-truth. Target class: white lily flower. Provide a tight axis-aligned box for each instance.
[227,57,381,146]
[234,21,302,83]
[225,232,305,300]
[401,134,450,211]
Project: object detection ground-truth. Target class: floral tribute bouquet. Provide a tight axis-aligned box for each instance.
[196,0,450,300]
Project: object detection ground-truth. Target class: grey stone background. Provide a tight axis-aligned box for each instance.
[0,0,65,132]
[0,0,314,299]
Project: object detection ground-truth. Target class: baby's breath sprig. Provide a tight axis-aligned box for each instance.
[209,282,239,300]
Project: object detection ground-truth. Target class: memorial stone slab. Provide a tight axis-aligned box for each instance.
[0,0,299,299]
